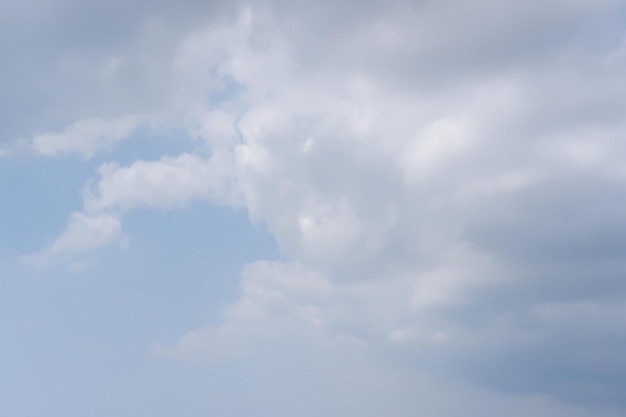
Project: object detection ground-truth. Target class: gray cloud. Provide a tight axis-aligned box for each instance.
[0,0,236,144]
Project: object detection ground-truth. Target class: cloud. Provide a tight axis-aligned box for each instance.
[160,261,624,417]
[155,2,626,411]
[22,211,123,266]
[26,150,240,264]
[12,0,626,414]
[0,0,237,146]
[84,151,239,212]
[29,116,138,158]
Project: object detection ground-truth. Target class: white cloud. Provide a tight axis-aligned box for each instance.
[49,212,123,253]
[84,152,239,213]
[28,150,240,264]
[30,116,138,158]
[23,212,123,265]
[155,3,626,411]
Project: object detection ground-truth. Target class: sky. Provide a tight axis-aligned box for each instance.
[1,0,626,416]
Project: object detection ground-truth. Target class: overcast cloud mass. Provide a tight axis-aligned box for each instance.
[2,0,626,416]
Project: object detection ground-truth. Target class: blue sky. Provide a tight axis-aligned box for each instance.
[2,0,626,416]
[0,136,279,416]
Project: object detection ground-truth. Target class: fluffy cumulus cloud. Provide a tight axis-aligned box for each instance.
[10,0,626,415]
